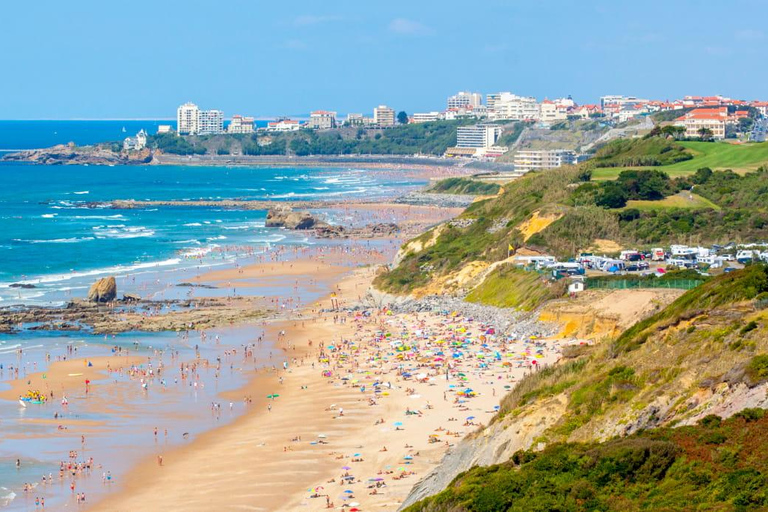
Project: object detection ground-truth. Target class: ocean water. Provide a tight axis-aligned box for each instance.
[0,120,422,509]
[0,121,424,305]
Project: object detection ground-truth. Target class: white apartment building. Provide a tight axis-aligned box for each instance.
[177,102,199,135]
[514,149,576,173]
[456,124,503,149]
[447,91,483,110]
[266,119,302,132]
[197,110,224,135]
[489,92,539,121]
[227,115,255,134]
[176,102,224,135]
[309,110,337,130]
[157,125,172,134]
[373,105,396,127]
[412,112,442,123]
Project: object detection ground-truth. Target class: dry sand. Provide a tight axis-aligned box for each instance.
[87,264,560,512]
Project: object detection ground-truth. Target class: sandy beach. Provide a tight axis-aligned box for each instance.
[84,262,561,511]
[0,198,559,512]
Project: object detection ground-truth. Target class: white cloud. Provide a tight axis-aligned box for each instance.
[388,18,434,36]
[735,29,764,41]
[293,15,343,27]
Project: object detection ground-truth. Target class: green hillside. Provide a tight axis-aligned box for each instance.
[426,177,501,195]
[375,160,768,294]
[592,141,768,180]
[405,412,768,512]
[149,119,479,156]
[407,265,768,512]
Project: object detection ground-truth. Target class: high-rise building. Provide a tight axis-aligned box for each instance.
[490,93,539,121]
[447,91,483,110]
[309,110,337,130]
[176,102,224,135]
[373,105,396,127]
[456,124,503,148]
[177,102,199,135]
[197,110,224,135]
[227,115,255,134]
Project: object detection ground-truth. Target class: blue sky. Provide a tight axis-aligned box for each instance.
[1,0,766,119]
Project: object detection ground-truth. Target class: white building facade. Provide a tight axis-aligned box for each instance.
[227,115,255,134]
[456,124,503,149]
[489,93,539,121]
[197,110,224,135]
[447,91,483,110]
[514,149,577,173]
[309,110,337,130]
[176,102,224,135]
[177,102,199,135]
[373,105,396,127]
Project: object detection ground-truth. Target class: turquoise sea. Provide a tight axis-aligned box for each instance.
[0,120,424,509]
[0,121,424,305]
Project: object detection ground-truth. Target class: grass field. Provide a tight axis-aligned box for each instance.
[622,191,720,211]
[592,141,768,180]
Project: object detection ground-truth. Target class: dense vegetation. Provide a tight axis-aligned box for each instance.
[590,138,693,168]
[149,133,206,155]
[377,131,768,294]
[405,411,768,512]
[376,168,583,292]
[613,264,768,354]
[150,119,481,156]
[591,141,768,179]
[427,178,501,196]
[377,159,768,293]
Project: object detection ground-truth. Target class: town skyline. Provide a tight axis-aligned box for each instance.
[1,0,767,119]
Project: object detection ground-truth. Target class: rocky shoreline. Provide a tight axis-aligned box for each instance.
[0,296,268,334]
[2,143,152,165]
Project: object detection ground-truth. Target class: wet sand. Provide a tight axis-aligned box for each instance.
[0,355,145,403]
[87,263,561,511]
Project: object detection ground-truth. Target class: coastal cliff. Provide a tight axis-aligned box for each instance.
[399,265,768,510]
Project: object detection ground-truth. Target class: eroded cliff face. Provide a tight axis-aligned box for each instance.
[401,370,768,511]
[400,285,768,510]
[399,395,567,510]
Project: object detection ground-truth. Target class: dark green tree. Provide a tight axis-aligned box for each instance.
[397,111,409,124]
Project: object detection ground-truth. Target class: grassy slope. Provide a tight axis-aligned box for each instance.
[622,191,720,211]
[593,141,768,180]
[404,412,768,512]
[465,265,565,311]
[374,168,584,293]
[377,136,768,295]
[426,178,501,196]
[407,266,768,512]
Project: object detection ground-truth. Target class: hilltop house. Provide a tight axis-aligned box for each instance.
[675,107,727,139]
[123,129,147,151]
